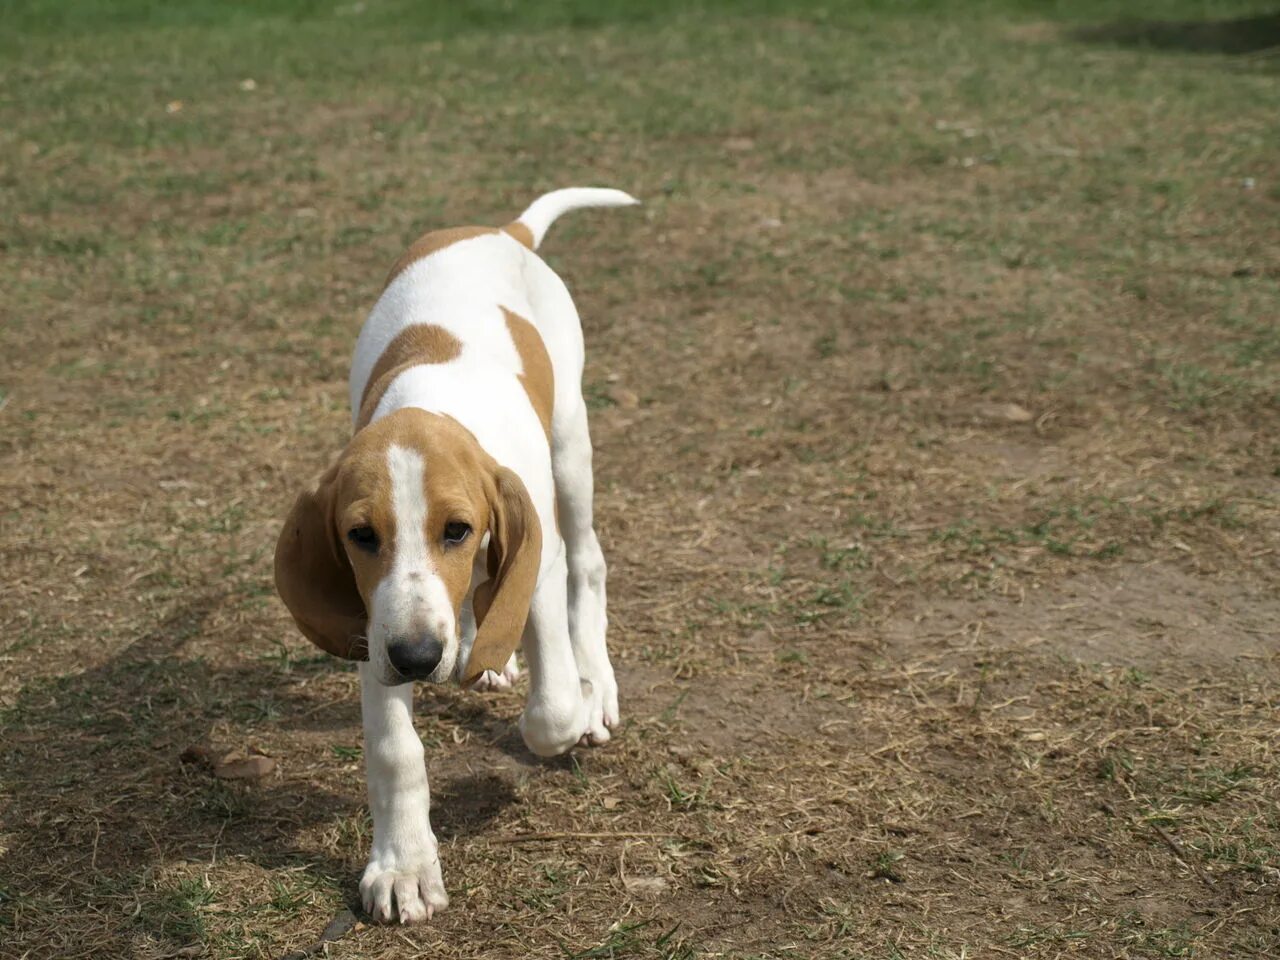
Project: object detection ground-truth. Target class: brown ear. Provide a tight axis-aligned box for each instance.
[463,466,542,684]
[273,466,369,660]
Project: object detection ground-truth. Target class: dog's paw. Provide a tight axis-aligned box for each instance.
[520,692,590,757]
[577,673,619,748]
[469,654,518,693]
[360,850,448,925]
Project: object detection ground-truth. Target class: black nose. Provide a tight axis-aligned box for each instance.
[386,637,444,680]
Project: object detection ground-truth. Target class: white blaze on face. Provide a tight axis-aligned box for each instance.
[388,444,430,571]
[369,443,459,684]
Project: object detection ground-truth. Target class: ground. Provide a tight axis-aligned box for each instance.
[1,1,1278,957]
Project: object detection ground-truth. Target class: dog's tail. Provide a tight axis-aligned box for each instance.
[503,187,639,251]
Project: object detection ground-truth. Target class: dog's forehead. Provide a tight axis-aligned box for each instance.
[340,409,484,505]
[342,410,431,479]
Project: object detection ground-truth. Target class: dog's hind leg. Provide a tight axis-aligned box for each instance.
[551,399,618,746]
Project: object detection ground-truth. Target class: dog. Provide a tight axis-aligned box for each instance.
[273,187,636,924]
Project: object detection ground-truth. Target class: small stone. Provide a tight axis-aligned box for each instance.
[214,754,276,780]
[976,402,1033,423]
[608,386,640,410]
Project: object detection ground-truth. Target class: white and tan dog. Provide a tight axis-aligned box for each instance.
[273,187,636,924]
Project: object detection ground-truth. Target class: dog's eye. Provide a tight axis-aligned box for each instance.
[347,525,380,554]
[443,521,471,545]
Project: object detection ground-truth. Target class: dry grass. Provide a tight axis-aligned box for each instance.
[2,1,1279,957]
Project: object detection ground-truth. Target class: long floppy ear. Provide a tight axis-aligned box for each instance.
[273,465,369,660]
[463,466,542,685]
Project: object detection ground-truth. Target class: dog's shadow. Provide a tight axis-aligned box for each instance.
[0,592,520,956]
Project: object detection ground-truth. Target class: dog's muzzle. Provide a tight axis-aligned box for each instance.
[385,635,445,682]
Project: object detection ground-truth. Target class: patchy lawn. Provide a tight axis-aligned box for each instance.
[1,1,1278,957]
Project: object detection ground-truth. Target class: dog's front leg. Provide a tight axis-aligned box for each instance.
[519,551,592,756]
[357,661,448,924]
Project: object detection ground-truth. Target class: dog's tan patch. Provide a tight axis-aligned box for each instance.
[356,324,463,429]
[502,221,535,250]
[502,307,554,442]
[383,225,496,289]
[384,221,534,289]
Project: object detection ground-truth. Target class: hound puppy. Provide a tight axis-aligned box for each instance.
[274,188,636,924]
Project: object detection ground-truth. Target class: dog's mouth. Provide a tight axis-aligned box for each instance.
[376,664,452,687]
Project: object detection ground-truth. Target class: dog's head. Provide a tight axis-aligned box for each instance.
[274,408,541,686]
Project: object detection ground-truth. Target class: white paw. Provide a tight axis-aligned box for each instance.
[469,654,518,693]
[578,672,619,748]
[520,693,590,757]
[360,849,448,925]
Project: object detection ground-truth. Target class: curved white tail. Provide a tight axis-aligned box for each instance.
[507,187,640,250]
